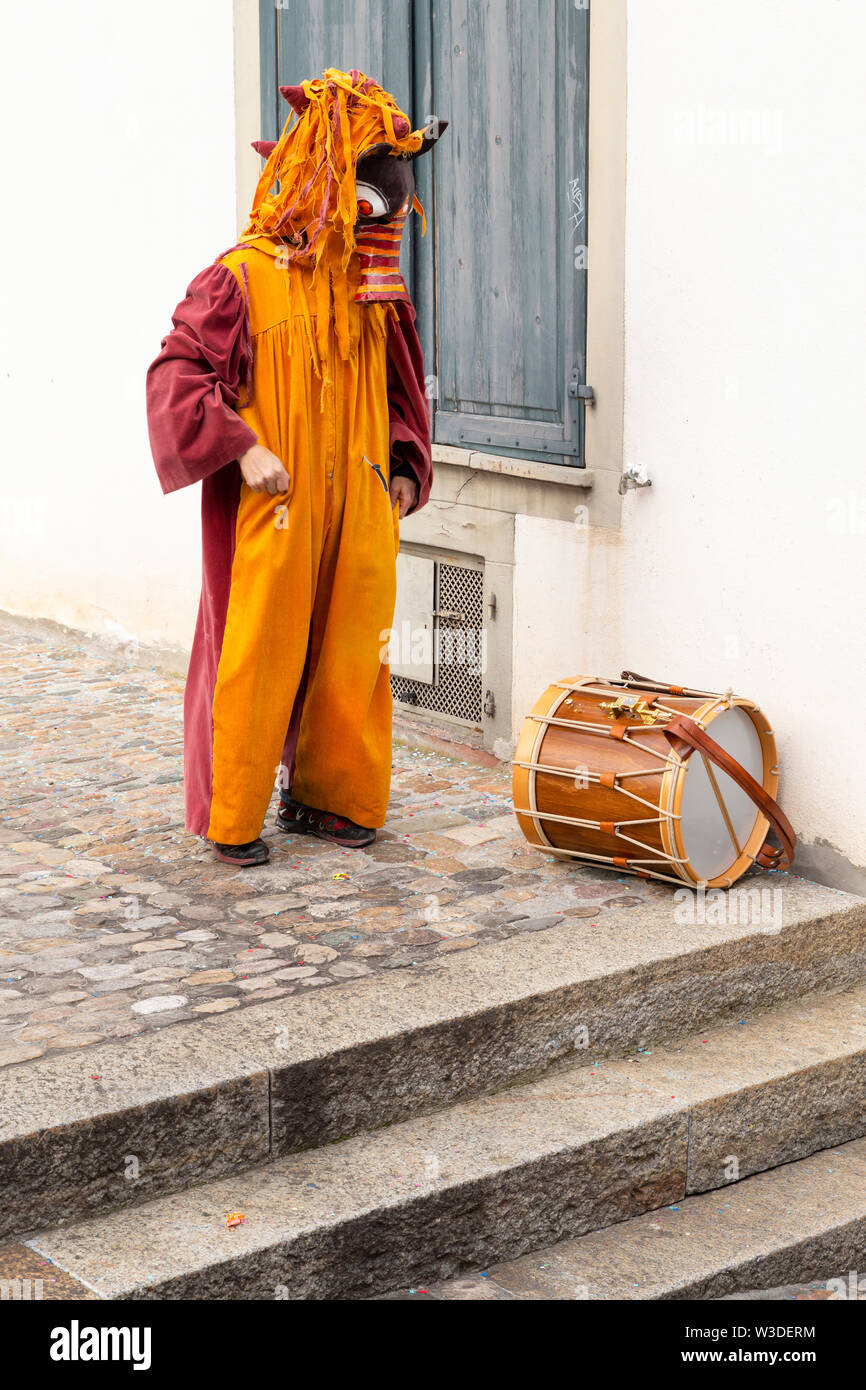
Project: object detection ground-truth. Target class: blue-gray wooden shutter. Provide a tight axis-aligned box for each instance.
[259,0,590,466]
[413,0,589,465]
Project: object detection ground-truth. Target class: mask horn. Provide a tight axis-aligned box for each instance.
[279,85,310,116]
[412,116,449,157]
[251,140,277,159]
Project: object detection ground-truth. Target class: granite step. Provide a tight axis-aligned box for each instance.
[2,876,864,1240]
[420,1136,866,1301]
[23,980,866,1299]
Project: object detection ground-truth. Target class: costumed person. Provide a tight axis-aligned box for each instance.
[147,69,447,865]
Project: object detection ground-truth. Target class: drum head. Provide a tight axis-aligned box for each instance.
[678,706,764,882]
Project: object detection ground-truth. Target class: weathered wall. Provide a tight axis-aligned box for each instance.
[620,0,866,875]
[515,0,866,878]
[0,0,241,653]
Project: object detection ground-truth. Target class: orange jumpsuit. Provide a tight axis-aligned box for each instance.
[209,235,404,842]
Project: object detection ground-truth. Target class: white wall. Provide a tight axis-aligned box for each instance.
[512,513,622,738]
[513,1,866,875]
[0,0,240,652]
[618,0,866,870]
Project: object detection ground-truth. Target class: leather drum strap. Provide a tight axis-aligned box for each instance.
[662,715,796,873]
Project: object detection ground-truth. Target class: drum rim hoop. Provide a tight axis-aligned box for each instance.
[663,697,779,887]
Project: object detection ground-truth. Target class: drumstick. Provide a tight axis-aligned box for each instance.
[700,754,743,857]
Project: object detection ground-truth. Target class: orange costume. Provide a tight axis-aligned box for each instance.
[146,71,441,849]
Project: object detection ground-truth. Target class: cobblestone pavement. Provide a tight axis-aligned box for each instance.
[0,615,658,1069]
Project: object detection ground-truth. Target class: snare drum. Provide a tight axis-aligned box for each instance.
[513,672,795,888]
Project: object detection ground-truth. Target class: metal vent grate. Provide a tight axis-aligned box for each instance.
[391,561,484,726]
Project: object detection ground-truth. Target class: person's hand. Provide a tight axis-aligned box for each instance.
[239,443,290,495]
[389,475,418,519]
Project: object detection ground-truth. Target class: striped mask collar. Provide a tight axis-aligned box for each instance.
[354,202,411,304]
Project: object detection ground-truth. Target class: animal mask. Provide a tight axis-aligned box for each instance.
[354,116,448,225]
[248,68,447,304]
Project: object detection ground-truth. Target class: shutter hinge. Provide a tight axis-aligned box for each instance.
[569,381,595,403]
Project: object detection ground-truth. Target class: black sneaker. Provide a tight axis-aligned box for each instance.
[276,797,376,848]
[275,796,309,834]
[212,838,270,867]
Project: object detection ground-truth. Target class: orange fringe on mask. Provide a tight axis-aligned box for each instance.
[245,69,424,275]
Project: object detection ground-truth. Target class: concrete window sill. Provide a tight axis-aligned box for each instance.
[423,445,602,524]
[432,443,596,488]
